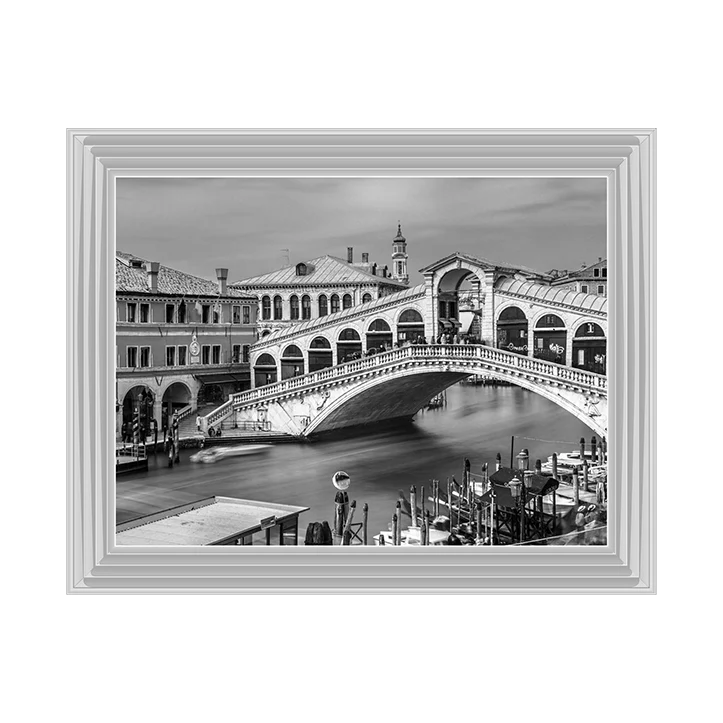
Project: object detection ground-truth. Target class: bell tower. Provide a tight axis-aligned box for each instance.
[391,222,409,284]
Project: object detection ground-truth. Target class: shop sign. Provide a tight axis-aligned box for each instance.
[507,343,528,353]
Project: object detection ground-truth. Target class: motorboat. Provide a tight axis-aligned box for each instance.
[190,444,271,464]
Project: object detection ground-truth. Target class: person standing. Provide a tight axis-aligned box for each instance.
[196,414,201,432]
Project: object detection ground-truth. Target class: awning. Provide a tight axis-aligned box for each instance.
[195,371,249,384]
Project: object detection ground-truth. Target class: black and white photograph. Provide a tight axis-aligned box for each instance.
[115,176,609,547]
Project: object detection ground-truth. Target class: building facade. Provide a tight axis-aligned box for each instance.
[246,251,608,394]
[550,258,608,296]
[230,243,408,337]
[115,252,258,438]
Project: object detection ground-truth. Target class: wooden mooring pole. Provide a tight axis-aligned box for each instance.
[362,503,368,546]
[342,500,357,545]
[410,485,417,527]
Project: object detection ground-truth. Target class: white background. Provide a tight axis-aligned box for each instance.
[2,1,716,721]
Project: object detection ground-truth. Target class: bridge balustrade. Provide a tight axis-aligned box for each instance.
[203,344,607,427]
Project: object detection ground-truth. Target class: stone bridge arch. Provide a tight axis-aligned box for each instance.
[304,362,606,438]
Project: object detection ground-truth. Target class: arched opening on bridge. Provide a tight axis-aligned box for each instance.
[437,269,481,339]
[254,353,278,387]
[534,313,567,365]
[280,344,305,380]
[308,336,333,372]
[366,318,393,353]
[122,386,155,436]
[572,322,606,374]
[330,294,340,314]
[496,306,529,355]
[342,293,353,310]
[397,308,425,344]
[337,328,362,363]
[362,292,372,303]
[301,295,311,320]
[260,329,271,337]
[162,382,191,422]
[318,294,328,317]
[273,295,283,320]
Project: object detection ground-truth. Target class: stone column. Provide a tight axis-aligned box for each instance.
[115,405,124,441]
[565,321,574,367]
[479,271,496,344]
[153,397,163,427]
[423,273,437,342]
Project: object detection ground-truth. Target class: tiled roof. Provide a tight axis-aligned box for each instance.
[418,252,550,280]
[230,255,407,289]
[115,252,255,299]
[495,277,607,313]
[259,284,426,344]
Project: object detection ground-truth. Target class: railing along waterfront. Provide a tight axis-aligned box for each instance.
[203,344,607,427]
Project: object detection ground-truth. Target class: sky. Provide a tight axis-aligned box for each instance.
[116,177,606,285]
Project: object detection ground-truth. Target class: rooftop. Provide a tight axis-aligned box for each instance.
[259,283,426,344]
[116,251,255,299]
[418,251,551,280]
[116,496,309,546]
[552,258,607,283]
[230,254,408,289]
[495,276,608,313]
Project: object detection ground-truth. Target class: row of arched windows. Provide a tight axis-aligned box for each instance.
[260,292,374,322]
[253,311,426,386]
[497,306,606,373]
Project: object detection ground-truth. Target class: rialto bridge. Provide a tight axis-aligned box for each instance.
[201,253,608,438]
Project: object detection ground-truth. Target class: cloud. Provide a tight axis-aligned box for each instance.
[116,177,606,283]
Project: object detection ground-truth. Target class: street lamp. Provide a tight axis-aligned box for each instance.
[516,448,529,472]
[509,473,533,543]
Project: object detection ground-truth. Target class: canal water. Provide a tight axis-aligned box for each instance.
[116,383,594,540]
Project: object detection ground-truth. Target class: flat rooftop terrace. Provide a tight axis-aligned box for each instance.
[116,496,309,546]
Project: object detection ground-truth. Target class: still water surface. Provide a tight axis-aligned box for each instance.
[117,384,594,538]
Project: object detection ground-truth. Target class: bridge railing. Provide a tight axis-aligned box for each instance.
[203,344,606,426]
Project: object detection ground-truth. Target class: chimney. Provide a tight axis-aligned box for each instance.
[347,247,354,263]
[215,268,228,295]
[383,265,388,278]
[598,257,602,263]
[146,262,160,292]
[371,263,377,276]
[362,252,369,263]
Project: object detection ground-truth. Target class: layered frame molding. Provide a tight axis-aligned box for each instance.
[67,129,656,593]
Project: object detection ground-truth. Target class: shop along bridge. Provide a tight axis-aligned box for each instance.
[201,343,607,439]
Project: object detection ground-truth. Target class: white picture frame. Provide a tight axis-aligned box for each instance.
[67,128,655,593]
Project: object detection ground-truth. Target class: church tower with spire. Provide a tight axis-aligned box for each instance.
[391,222,409,284]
